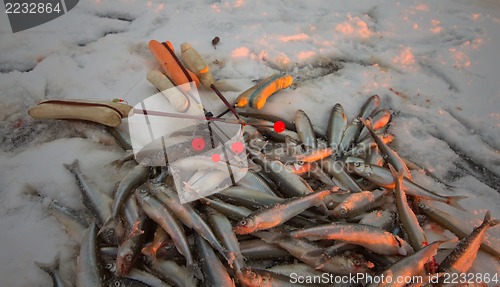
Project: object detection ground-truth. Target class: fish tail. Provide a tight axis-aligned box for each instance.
[446,195,468,211]
[63,159,79,172]
[388,163,404,181]
[482,211,500,228]
[34,253,60,275]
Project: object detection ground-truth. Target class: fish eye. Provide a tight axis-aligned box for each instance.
[418,203,425,208]
[354,259,361,265]
[125,254,133,261]
[340,208,347,215]
[239,220,247,226]
[114,281,121,287]
[354,162,361,167]
[107,229,115,236]
[105,263,113,269]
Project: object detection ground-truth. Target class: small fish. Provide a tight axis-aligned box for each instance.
[106,126,133,151]
[418,200,500,257]
[361,117,412,179]
[338,117,362,155]
[295,109,317,149]
[347,162,467,208]
[206,207,245,273]
[358,94,380,120]
[389,164,427,251]
[63,160,112,227]
[233,189,336,234]
[116,213,151,276]
[47,200,91,242]
[77,222,105,287]
[254,231,373,275]
[331,189,388,218]
[134,188,199,278]
[326,103,347,153]
[438,210,500,274]
[290,222,414,256]
[35,254,69,287]
[100,163,150,244]
[249,149,313,198]
[148,183,230,262]
[366,240,447,287]
[195,234,236,287]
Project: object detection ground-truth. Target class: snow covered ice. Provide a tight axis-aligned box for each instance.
[0,0,499,286]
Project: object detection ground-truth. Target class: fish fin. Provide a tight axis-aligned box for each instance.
[63,159,79,172]
[34,253,60,275]
[446,195,468,212]
[482,210,500,228]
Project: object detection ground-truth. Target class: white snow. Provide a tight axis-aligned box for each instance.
[0,0,499,286]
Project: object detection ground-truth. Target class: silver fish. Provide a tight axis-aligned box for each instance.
[366,240,447,287]
[134,189,198,278]
[206,207,245,273]
[326,103,347,153]
[77,222,105,287]
[233,189,335,234]
[148,183,230,261]
[346,162,467,208]
[338,117,362,155]
[358,94,380,120]
[390,165,427,251]
[418,200,500,257]
[195,234,235,287]
[295,109,317,149]
[331,189,388,218]
[100,163,150,244]
[290,222,414,256]
[63,160,112,227]
[438,210,500,274]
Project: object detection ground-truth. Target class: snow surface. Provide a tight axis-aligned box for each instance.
[0,0,499,286]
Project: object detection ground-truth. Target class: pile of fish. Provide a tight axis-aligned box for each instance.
[32,95,500,287]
